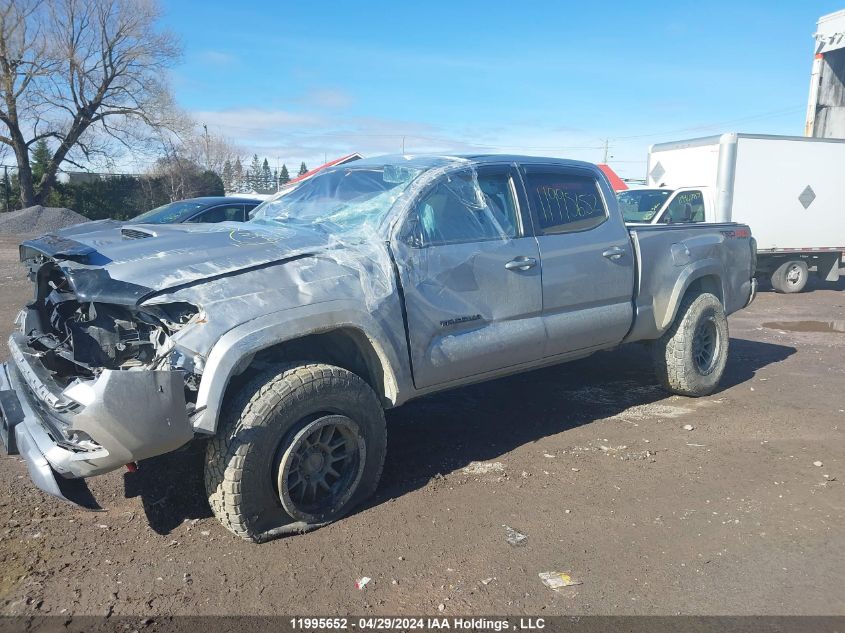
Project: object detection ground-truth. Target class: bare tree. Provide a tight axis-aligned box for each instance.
[180,127,243,177]
[0,0,182,207]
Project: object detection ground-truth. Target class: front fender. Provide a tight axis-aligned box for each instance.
[191,299,409,434]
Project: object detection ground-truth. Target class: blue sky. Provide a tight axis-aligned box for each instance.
[162,1,842,178]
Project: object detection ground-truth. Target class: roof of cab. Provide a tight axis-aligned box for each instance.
[346,153,602,172]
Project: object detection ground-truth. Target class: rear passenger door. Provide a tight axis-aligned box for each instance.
[519,164,635,357]
[393,164,545,389]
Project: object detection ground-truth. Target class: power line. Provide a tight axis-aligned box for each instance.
[200,105,804,154]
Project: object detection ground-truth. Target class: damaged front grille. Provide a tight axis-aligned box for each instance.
[21,259,199,386]
[47,292,157,369]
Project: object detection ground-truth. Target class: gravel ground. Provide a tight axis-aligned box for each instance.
[0,232,842,616]
[0,206,88,235]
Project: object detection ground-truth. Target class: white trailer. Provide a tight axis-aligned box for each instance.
[643,133,845,293]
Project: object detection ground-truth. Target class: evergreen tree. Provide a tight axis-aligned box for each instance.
[222,159,234,192]
[1,168,12,212]
[197,170,225,196]
[272,169,278,191]
[261,158,272,193]
[249,154,261,191]
[233,157,244,192]
[298,161,308,176]
[30,139,52,184]
[279,164,290,185]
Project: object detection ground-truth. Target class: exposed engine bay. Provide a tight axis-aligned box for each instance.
[22,256,200,391]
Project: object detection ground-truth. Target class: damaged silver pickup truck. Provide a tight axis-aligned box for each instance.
[0,155,757,541]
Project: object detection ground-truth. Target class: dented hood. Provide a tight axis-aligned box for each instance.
[20,222,334,304]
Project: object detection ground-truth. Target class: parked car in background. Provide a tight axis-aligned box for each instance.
[131,197,262,224]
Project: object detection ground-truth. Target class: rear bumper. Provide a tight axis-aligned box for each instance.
[0,334,195,506]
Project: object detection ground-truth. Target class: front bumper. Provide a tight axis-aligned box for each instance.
[0,334,195,506]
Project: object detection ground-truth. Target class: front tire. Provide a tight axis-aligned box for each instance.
[770,260,808,293]
[205,363,387,542]
[652,292,729,397]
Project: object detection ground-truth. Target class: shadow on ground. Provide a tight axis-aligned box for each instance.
[374,337,795,507]
[122,440,212,534]
[121,337,795,535]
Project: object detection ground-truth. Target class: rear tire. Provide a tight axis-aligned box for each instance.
[205,363,387,542]
[652,292,729,397]
[770,260,808,293]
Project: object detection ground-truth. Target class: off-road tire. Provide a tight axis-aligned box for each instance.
[770,260,808,294]
[205,363,387,542]
[652,292,729,397]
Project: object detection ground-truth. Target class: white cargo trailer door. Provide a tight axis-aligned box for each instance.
[731,137,845,251]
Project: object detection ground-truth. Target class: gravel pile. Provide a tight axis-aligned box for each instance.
[0,205,89,235]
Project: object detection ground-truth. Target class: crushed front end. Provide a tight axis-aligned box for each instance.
[0,236,201,506]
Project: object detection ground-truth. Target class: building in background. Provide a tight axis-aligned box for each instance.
[806,9,845,138]
[597,164,628,191]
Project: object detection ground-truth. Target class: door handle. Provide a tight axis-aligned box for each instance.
[505,256,537,271]
[602,246,625,260]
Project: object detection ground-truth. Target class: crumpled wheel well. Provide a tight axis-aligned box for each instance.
[684,274,723,305]
[232,328,394,408]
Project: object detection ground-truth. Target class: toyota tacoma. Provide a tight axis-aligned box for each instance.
[0,155,757,541]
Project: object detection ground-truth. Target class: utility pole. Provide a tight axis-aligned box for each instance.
[402,136,406,154]
[602,139,610,163]
[203,124,211,170]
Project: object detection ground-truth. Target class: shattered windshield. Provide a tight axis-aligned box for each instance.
[617,189,673,222]
[250,160,445,233]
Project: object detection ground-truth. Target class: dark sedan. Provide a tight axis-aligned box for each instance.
[131,196,263,224]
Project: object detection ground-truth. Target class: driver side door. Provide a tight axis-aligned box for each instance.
[391,165,545,389]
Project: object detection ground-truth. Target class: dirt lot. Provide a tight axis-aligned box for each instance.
[0,233,842,616]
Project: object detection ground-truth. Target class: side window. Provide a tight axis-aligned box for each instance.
[188,205,244,223]
[524,171,607,234]
[414,170,519,246]
[661,190,705,223]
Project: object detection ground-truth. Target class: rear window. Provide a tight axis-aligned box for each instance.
[524,172,607,234]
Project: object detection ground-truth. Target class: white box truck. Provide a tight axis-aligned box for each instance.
[626,133,845,293]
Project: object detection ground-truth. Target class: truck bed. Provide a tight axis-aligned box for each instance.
[625,222,755,343]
